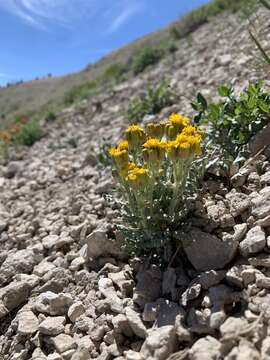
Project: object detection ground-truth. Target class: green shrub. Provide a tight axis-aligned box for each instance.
[45,111,56,122]
[14,120,43,146]
[64,81,97,105]
[102,63,127,83]
[132,46,164,75]
[192,81,270,169]
[108,116,205,262]
[127,81,177,122]
[171,0,256,40]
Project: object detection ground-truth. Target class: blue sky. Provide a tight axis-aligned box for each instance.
[0,0,210,86]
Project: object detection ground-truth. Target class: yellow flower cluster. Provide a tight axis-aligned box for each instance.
[125,167,149,188]
[109,113,203,189]
[166,113,190,139]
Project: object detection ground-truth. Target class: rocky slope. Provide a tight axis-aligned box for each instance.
[1,9,270,360]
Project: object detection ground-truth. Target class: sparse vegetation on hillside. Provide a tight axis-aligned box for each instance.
[170,0,257,40]
[132,46,165,75]
[13,120,43,147]
[127,81,177,122]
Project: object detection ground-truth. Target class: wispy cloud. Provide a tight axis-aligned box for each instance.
[107,3,144,34]
[0,0,146,33]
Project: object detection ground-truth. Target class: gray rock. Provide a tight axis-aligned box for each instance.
[233,340,261,360]
[226,190,251,217]
[180,282,201,307]
[51,334,77,354]
[17,310,39,335]
[112,314,134,337]
[189,336,221,360]
[98,278,123,313]
[220,317,248,337]
[155,300,185,327]
[42,235,59,250]
[4,161,21,179]
[197,270,226,290]
[125,307,147,339]
[175,314,191,342]
[124,351,144,360]
[256,274,270,289]
[108,270,134,297]
[241,268,257,286]
[261,171,270,185]
[33,291,73,315]
[68,302,85,323]
[261,337,270,360]
[38,316,66,335]
[187,308,212,335]
[239,226,265,257]
[217,54,232,66]
[183,228,238,271]
[256,214,270,227]
[251,187,270,219]
[226,265,246,288]
[33,260,56,277]
[0,249,38,284]
[133,267,162,309]
[87,229,126,260]
[209,311,226,330]
[249,254,270,267]
[141,325,177,360]
[0,281,31,316]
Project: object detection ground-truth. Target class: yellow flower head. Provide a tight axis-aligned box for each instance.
[117,140,129,151]
[146,123,164,139]
[120,162,136,178]
[125,124,146,151]
[109,147,129,169]
[165,113,190,140]
[142,138,166,166]
[126,167,149,189]
[176,132,202,156]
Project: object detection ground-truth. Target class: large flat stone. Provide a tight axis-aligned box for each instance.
[182,228,238,271]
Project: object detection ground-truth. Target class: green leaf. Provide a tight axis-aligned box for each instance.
[260,0,270,10]
[218,85,231,97]
[197,92,207,110]
[249,29,270,66]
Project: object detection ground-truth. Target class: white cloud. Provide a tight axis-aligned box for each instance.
[0,0,145,33]
[107,3,144,34]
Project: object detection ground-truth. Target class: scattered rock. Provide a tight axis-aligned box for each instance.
[125,307,147,339]
[140,325,177,360]
[17,310,39,335]
[189,336,221,360]
[33,292,73,315]
[239,226,266,257]
[68,302,85,323]
[51,334,77,354]
[183,228,238,271]
[38,316,66,335]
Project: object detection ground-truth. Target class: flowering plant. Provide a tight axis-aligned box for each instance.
[109,113,205,260]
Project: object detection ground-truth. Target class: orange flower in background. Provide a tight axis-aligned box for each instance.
[20,117,28,124]
[10,124,21,135]
[0,131,12,144]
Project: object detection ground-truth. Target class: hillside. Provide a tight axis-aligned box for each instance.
[0,0,255,126]
[2,1,270,360]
